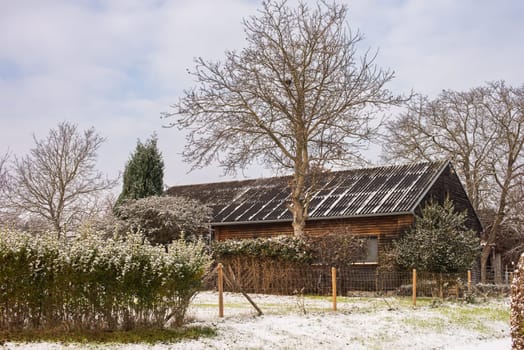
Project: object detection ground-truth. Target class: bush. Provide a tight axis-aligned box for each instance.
[511,253,524,350]
[306,230,366,268]
[0,228,212,331]
[394,198,479,273]
[213,235,312,263]
[213,232,367,267]
[116,196,212,246]
[474,283,511,298]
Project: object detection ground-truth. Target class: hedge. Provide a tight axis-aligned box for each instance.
[0,229,212,330]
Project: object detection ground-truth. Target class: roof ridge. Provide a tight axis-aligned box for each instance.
[166,159,448,190]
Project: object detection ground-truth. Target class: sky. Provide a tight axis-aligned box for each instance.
[1,0,523,189]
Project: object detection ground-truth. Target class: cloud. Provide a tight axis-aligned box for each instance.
[0,0,523,187]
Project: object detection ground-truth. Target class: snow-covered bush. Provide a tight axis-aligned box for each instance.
[116,196,212,246]
[394,199,479,273]
[213,232,367,267]
[512,253,524,350]
[0,228,212,330]
[213,235,312,263]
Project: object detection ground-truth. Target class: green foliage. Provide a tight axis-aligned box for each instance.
[116,196,212,246]
[115,135,164,209]
[511,253,524,349]
[213,235,312,263]
[0,228,212,331]
[394,199,480,273]
[213,232,368,267]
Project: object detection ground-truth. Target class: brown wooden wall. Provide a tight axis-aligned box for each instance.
[213,214,414,241]
[419,163,483,235]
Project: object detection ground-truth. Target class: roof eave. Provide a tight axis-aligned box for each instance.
[210,211,415,226]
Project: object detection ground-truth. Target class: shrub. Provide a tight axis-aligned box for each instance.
[474,283,511,298]
[511,253,524,350]
[213,231,367,268]
[116,196,212,246]
[0,228,212,331]
[394,198,479,273]
[213,235,312,263]
[306,230,366,268]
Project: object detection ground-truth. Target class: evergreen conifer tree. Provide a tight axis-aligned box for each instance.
[394,198,479,273]
[115,135,164,210]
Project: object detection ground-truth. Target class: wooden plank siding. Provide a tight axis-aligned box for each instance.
[418,163,483,234]
[214,214,414,241]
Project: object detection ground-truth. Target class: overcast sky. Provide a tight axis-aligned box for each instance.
[1,0,523,189]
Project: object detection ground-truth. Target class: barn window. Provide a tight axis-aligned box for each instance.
[355,237,378,264]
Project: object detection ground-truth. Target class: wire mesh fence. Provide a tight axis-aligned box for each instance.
[205,263,511,298]
[190,263,513,321]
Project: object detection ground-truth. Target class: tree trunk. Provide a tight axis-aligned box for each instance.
[290,169,307,238]
[480,178,509,283]
[480,245,491,283]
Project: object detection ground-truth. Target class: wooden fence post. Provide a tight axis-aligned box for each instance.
[412,269,417,307]
[218,263,224,318]
[467,270,471,294]
[331,267,337,311]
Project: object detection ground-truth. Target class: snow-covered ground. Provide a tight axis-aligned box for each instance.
[4,292,511,350]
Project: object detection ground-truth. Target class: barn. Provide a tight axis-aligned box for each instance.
[166,160,482,270]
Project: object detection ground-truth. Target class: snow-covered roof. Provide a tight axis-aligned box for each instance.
[165,160,449,225]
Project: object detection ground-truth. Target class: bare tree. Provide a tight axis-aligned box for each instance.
[503,181,524,267]
[6,122,117,236]
[0,151,13,226]
[382,90,496,210]
[383,81,524,282]
[164,1,403,237]
[0,152,8,199]
[480,82,524,281]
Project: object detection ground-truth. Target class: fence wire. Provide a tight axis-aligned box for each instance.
[204,264,510,298]
[189,265,513,321]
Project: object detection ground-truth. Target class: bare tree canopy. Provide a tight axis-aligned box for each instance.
[382,81,524,282]
[0,152,13,226]
[164,0,403,236]
[5,122,117,235]
[0,152,8,201]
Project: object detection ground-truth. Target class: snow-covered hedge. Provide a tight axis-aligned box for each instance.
[0,229,212,330]
[213,235,312,263]
[512,253,524,350]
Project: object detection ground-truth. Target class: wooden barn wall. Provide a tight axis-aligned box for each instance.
[213,214,414,241]
[419,164,483,234]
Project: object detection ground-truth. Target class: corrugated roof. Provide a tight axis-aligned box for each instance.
[165,161,449,225]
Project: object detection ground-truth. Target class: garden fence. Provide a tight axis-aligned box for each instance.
[205,263,511,298]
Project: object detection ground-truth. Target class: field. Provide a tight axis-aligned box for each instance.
[3,291,511,349]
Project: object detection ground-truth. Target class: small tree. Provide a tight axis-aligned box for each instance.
[306,228,366,268]
[394,199,479,273]
[115,135,164,210]
[117,196,211,248]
